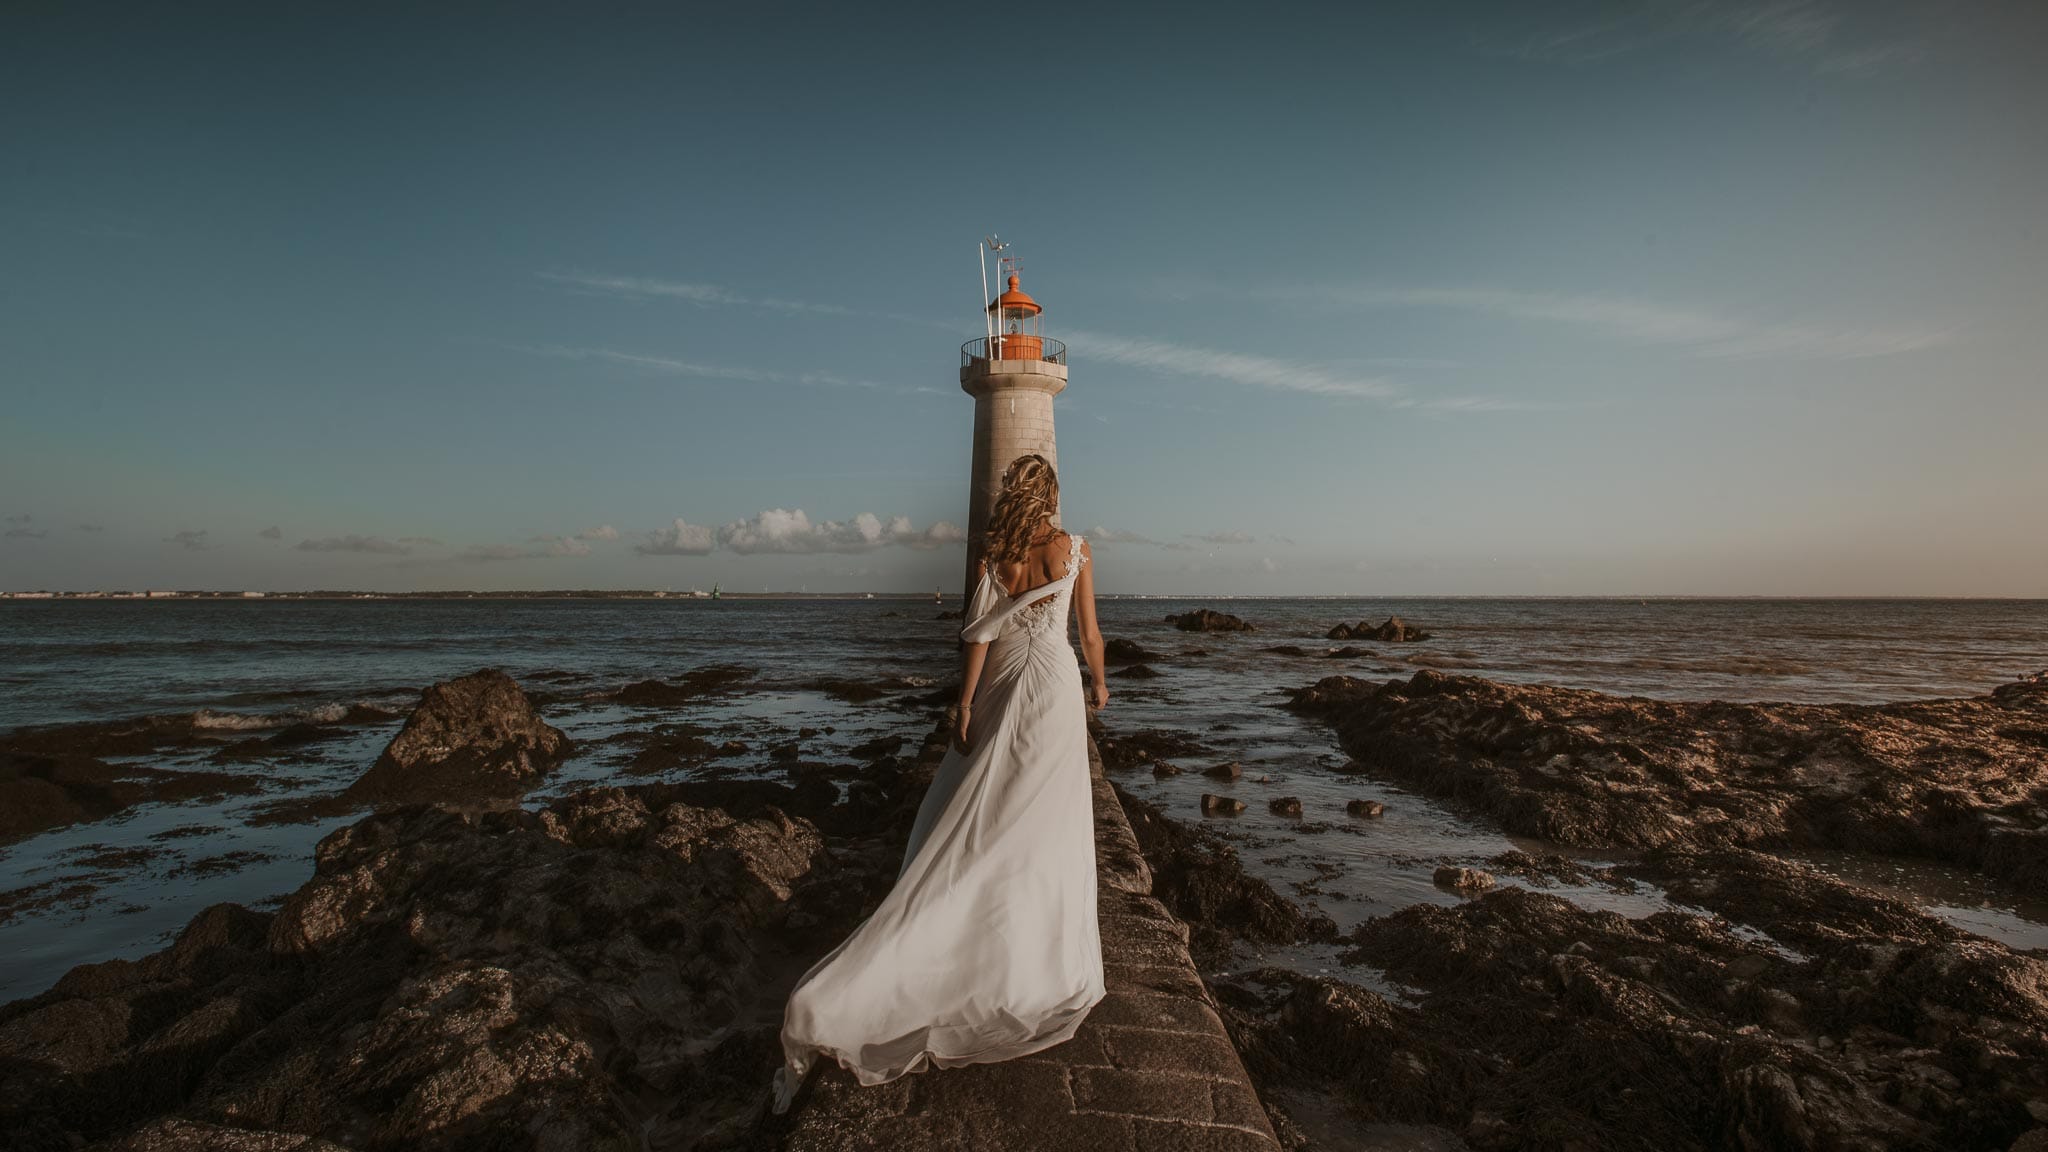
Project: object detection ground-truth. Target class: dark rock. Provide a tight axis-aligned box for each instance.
[1110,663,1162,679]
[1328,617,1432,643]
[342,669,568,806]
[935,609,963,620]
[1263,645,1311,657]
[1152,762,1183,778]
[803,677,897,704]
[1113,785,1336,968]
[1104,637,1163,665]
[1204,762,1244,781]
[614,664,754,707]
[1,750,264,846]
[1097,728,1212,772]
[1325,645,1372,658]
[1269,796,1303,818]
[1165,609,1256,633]
[1201,793,1247,816]
[1287,668,2048,895]
[1431,866,1495,893]
[1346,799,1386,818]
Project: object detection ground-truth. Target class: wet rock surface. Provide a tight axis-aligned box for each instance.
[0,717,945,1151]
[1165,608,1256,633]
[1287,668,2048,895]
[1326,616,1432,643]
[342,670,568,807]
[1102,637,1163,665]
[1116,786,1335,970]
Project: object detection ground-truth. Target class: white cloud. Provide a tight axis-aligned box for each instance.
[538,271,952,331]
[1087,525,1195,551]
[297,534,411,555]
[636,519,717,556]
[717,509,963,555]
[1187,530,1256,544]
[575,524,620,541]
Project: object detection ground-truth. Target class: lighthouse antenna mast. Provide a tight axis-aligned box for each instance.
[982,235,1008,356]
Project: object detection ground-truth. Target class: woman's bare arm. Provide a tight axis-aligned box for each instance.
[1072,538,1108,710]
[954,559,994,750]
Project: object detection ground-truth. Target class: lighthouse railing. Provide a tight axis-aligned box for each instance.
[961,336,1067,368]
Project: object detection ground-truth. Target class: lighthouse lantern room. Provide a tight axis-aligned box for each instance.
[958,238,1071,594]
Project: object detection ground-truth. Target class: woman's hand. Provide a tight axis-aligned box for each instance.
[952,705,973,753]
[1091,681,1110,711]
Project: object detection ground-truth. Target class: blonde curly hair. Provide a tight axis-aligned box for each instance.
[983,454,1060,567]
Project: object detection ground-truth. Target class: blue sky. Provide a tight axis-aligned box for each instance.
[3,1,2043,595]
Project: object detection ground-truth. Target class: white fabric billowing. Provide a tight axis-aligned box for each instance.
[771,533,1102,1113]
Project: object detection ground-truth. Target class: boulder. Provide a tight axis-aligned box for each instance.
[1200,793,1246,816]
[343,669,568,806]
[1165,609,1255,633]
[1329,617,1431,642]
[1104,637,1163,665]
[1111,664,1162,680]
[1203,761,1244,781]
[1269,796,1303,818]
[1433,866,1496,893]
[1347,799,1386,818]
[1152,762,1183,778]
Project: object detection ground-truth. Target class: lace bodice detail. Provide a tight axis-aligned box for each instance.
[1012,536,1086,638]
[964,532,1084,644]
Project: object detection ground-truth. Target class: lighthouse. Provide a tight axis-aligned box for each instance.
[960,241,1068,593]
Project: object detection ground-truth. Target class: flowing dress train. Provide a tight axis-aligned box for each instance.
[771,533,1102,1113]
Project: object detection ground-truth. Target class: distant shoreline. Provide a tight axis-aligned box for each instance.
[4,591,2045,603]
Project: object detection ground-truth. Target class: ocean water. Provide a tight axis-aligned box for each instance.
[4,596,2046,1002]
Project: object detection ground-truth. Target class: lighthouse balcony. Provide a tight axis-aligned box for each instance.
[961,335,1066,369]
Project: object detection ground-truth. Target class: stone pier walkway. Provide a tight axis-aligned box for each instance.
[774,735,1284,1151]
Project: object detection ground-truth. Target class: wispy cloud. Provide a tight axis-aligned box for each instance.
[539,271,951,330]
[1301,286,1952,362]
[515,344,902,392]
[1066,330,1405,401]
[456,535,594,562]
[4,514,30,526]
[1186,531,1257,545]
[1088,526,1195,551]
[575,524,620,542]
[1476,1,1924,78]
[5,527,47,539]
[165,530,210,551]
[296,534,413,555]
[258,525,282,540]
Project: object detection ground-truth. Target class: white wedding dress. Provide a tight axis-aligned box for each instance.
[771,532,1104,1113]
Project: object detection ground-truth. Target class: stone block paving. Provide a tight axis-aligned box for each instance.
[773,737,1284,1152]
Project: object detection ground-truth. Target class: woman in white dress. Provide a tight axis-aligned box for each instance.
[771,453,1110,1113]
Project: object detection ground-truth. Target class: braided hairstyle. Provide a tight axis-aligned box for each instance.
[983,454,1060,568]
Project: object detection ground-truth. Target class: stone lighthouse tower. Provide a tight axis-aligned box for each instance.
[960,245,1067,592]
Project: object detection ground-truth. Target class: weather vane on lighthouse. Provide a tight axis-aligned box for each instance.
[959,237,1068,595]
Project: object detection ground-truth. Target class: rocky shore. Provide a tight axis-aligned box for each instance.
[0,670,945,1151]
[1285,669,2048,893]
[11,654,2048,1151]
[1089,668,2048,1150]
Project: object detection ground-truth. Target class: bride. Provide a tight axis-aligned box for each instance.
[771,453,1110,1113]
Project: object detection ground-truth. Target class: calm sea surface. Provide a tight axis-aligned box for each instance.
[4,597,2046,1001]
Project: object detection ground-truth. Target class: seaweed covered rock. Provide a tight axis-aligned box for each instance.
[343,669,567,806]
[0,782,860,1150]
[1165,608,1256,633]
[1287,668,2048,894]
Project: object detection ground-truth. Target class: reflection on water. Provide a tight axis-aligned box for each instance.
[3,596,2045,1002]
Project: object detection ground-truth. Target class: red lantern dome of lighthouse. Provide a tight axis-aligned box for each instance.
[987,273,1044,360]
